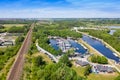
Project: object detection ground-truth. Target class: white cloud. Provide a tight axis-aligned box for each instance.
[0,0,120,18]
[0,8,120,18]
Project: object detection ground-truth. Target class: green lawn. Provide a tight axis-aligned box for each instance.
[0,24,25,31]
[72,65,86,77]
[32,52,53,64]
[87,73,118,80]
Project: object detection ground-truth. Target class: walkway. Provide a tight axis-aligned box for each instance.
[36,43,58,63]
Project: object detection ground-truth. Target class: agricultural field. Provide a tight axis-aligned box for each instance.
[2,24,25,30]
[3,24,25,27]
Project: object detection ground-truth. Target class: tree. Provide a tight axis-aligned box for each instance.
[100,56,108,64]
[59,54,72,67]
[0,25,4,29]
[91,55,97,63]
[115,75,120,80]
[0,51,4,55]
[84,65,91,76]
[91,55,108,64]
[33,56,46,67]
[15,36,24,45]
[67,48,75,56]
[8,26,25,33]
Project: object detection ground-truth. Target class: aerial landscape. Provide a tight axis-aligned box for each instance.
[0,0,120,80]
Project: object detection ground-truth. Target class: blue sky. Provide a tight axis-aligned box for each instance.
[0,0,120,18]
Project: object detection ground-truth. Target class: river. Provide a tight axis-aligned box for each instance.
[109,30,116,35]
[108,26,120,29]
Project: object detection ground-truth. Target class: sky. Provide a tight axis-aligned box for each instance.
[0,0,120,18]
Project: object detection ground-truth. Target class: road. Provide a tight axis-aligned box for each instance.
[7,23,34,80]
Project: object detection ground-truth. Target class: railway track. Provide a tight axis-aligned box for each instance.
[7,23,34,80]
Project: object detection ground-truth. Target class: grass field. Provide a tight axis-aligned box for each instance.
[87,73,118,80]
[3,24,25,27]
[2,24,25,31]
[72,64,86,77]
[32,52,53,64]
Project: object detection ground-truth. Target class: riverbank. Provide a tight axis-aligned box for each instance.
[76,29,120,58]
[101,39,120,57]
[78,39,103,56]
[87,34,120,58]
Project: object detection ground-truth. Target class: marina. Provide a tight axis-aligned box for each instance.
[49,37,87,54]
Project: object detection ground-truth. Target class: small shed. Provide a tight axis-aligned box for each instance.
[75,60,89,67]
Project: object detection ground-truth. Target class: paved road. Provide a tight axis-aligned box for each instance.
[7,23,34,80]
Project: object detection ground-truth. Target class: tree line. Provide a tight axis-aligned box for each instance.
[91,55,108,64]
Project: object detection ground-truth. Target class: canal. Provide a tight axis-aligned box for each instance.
[82,35,120,62]
[109,30,116,35]
[108,26,120,29]
[108,26,120,35]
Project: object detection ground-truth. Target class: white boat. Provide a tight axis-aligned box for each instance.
[76,48,79,50]
[113,53,118,57]
[105,45,108,48]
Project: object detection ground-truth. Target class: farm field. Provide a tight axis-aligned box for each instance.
[3,24,25,27]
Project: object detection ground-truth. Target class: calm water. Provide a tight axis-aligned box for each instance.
[68,39,87,54]
[82,35,119,62]
[109,30,116,35]
[108,26,120,29]
[49,39,87,54]
[49,39,59,50]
